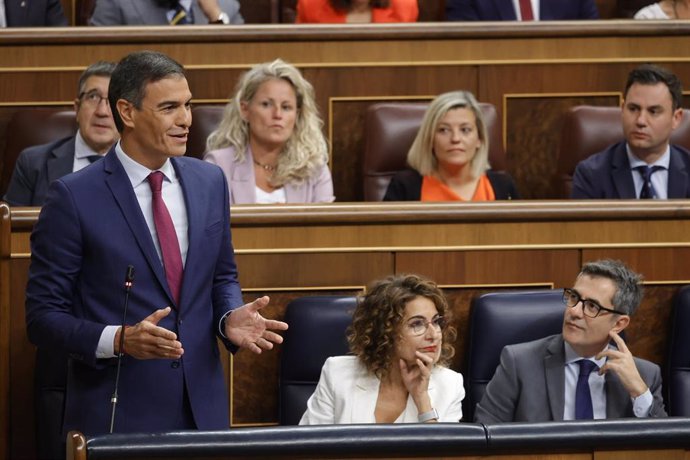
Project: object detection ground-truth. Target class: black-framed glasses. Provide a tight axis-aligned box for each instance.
[406,316,446,336]
[562,288,622,318]
[79,90,109,107]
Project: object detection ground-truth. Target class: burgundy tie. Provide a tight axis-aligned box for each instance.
[519,0,534,20]
[148,171,183,305]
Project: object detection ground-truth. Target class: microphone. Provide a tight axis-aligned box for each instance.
[109,265,134,434]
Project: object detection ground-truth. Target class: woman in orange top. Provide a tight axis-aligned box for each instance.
[384,91,519,202]
[296,0,418,23]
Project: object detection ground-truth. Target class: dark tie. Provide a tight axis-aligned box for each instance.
[170,2,191,25]
[518,0,534,20]
[86,155,103,163]
[148,171,183,305]
[575,359,598,420]
[636,165,664,199]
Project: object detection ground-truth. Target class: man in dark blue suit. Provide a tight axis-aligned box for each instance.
[4,61,119,206]
[25,50,287,439]
[572,65,690,199]
[3,0,67,26]
[446,0,599,21]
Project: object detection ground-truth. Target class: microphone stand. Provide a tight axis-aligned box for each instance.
[109,265,134,434]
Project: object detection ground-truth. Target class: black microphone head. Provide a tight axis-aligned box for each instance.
[125,265,135,284]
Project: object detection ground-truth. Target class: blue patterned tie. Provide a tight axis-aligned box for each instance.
[575,359,598,420]
[636,165,664,199]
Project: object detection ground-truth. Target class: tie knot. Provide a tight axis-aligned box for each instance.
[636,164,664,181]
[148,171,165,193]
[578,359,598,377]
[86,155,103,164]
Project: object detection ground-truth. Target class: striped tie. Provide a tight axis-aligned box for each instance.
[170,2,191,25]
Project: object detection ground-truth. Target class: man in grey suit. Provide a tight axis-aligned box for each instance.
[4,61,119,206]
[89,0,243,25]
[475,259,667,423]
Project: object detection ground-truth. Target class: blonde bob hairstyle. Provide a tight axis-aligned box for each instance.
[407,90,490,179]
[206,59,328,186]
[347,274,456,380]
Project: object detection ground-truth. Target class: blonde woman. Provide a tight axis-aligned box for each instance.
[384,91,519,201]
[205,59,334,204]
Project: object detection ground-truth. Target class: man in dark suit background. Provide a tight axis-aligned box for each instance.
[572,64,690,199]
[25,50,287,445]
[4,61,120,206]
[475,259,666,424]
[2,0,67,26]
[446,0,599,21]
[89,0,243,25]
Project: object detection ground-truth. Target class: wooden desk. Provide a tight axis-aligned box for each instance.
[3,200,690,458]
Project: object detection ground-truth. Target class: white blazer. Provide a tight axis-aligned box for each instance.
[299,355,465,424]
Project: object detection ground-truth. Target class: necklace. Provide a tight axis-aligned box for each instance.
[253,158,277,173]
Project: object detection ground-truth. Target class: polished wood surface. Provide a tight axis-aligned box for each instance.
[3,200,690,459]
[1,23,690,200]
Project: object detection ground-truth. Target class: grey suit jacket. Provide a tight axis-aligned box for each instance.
[3,136,76,206]
[89,0,243,25]
[474,334,667,423]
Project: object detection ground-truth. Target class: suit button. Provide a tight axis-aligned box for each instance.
[171,360,180,369]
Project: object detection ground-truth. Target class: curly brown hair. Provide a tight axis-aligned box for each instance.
[347,274,456,380]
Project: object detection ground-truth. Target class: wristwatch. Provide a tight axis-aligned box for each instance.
[212,11,230,24]
[418,408,439,423]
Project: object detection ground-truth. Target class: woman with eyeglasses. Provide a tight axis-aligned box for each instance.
[299,274,464,424]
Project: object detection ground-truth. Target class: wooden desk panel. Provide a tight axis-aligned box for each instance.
[3,201,690,457]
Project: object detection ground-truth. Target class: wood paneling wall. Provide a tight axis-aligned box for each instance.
[3,201,690,458]
[1,23,690,200]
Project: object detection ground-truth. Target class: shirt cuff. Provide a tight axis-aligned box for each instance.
[632,388,653,417]
[96,325,120,359]
[219,310,232,339]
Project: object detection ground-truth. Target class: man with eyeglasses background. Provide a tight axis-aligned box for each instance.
[3,60,118,460]
[475,259,667,423]
[4,61,119,207]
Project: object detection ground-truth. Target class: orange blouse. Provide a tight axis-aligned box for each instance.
[296,0,419,23]
[421,174,496,202]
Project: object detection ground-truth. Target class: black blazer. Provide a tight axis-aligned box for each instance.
[4,136,76,206]
[571,141,690,199]
[6,0,67,26]
[383,169,520,201]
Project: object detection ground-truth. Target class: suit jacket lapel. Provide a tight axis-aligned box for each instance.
[605,372,630,418]
[171,158,203,309]
[231,150,257,204]
[103,148,171,303]
[353,373,379,423]
[611,144,636,198]
[545,335,565,421]
[667,147,688,198]
[46,137,77,185]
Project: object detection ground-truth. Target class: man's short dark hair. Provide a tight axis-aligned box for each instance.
[624,64,683,111]
[108,50,186,132]
[579,259,643,316]
[77,61,116,95]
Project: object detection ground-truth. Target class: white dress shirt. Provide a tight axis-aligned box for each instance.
[626,145,671,199]
[73,130,105,172]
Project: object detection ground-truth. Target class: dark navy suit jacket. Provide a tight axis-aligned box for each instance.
[6,0,67,26]
[446,0,599,20]
[25,148,243,436]
[4,136,76,206]
[571,141,690,199]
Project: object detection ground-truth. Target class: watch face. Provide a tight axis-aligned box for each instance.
[219,12,230,24]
